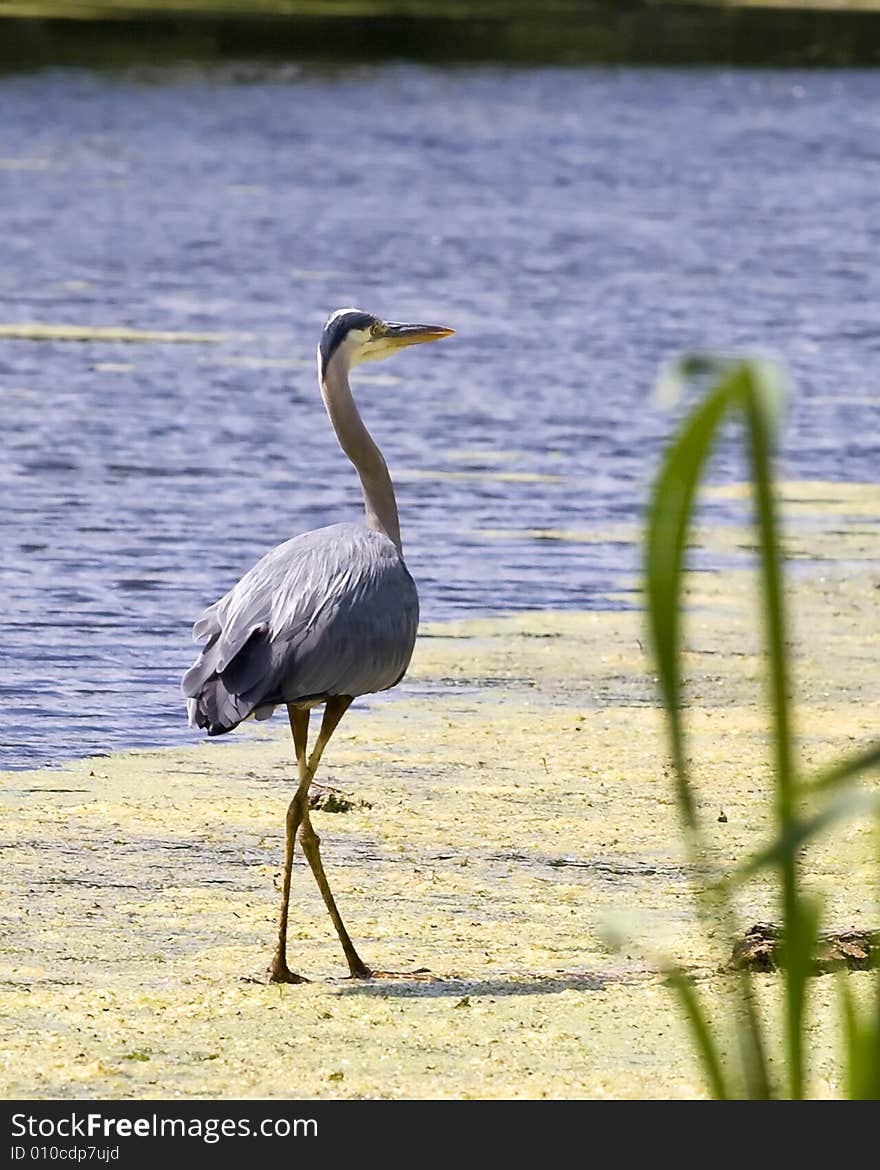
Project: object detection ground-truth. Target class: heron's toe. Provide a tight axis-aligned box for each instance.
[268,960,309,985]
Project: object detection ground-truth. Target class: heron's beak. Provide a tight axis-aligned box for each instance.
[382,321,455,350]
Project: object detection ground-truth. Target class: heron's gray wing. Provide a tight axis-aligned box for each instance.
[182,524,418,736]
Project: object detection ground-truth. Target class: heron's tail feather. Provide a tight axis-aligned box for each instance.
[182,625,278,736]
[186,677,250,736]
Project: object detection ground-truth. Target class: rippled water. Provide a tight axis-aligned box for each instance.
[1,65,878,769]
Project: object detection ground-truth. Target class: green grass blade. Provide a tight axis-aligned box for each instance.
[645,369,741,827]
[869,973,880,1100]
[646,358,785,1099]
[729,791,880,884]
[838,974,880,1100]
[780,894,820,1099]
[839,976,863,1100]
[649,353,880,1100]
[736,363,808,1096]
[664,968,731,1099]
[808,741,880,794]
[739,367,793,804]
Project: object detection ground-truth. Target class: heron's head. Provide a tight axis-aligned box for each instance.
[319,308,454,378]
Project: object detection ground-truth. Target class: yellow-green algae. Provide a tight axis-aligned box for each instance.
[0,324,245,344]
[1,481,878,1099]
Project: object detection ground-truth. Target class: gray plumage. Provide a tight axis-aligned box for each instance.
[180,307,452,983]
[182,523,418,736]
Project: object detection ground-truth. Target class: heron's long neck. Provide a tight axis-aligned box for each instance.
[321,351,402,556]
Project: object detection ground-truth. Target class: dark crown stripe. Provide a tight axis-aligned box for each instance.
[319,310,376,374]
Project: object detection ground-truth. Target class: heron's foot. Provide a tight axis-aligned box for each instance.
[346,957,374,980]
[268,955,309,984]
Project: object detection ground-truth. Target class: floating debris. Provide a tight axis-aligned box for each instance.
[308,784,372,814]
[730,922,880,974]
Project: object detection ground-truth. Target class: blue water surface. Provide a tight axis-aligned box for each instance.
[0,65,877,768]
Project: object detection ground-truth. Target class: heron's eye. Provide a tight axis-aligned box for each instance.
[370,323,383,339]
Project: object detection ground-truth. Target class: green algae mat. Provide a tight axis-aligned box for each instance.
[2,481,878,1098]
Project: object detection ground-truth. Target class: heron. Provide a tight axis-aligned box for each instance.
[182,308,454,983]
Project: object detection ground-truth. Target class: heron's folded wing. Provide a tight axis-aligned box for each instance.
[181,524,417,722]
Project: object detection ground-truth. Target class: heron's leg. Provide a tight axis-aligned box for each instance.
[297,697,372,979]
[268,705,312,984]
[300,804,371,979]
[304,694,353,777]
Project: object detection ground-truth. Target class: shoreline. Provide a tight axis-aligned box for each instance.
[4,3,880,68]
[2,482,878,1097]
[5,477,878,775]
